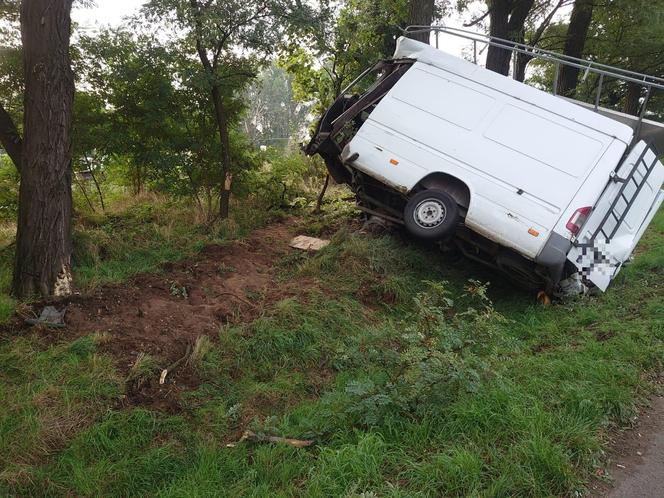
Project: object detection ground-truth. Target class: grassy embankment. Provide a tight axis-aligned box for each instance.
[1,193,662,496]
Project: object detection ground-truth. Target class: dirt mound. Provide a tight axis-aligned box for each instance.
[8,219,314,410]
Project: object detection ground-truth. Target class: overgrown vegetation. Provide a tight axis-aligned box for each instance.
[1,0,663,495]
[1,196,662,495]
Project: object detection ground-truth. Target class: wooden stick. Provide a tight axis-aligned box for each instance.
[159,344,192,385]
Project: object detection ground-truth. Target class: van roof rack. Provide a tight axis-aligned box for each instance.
[402,25,664,149]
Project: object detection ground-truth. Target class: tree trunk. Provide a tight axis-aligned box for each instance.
[13,0,74,298]
[406,0,435,44]
[486,0,535,76]
[0,102,22,172]
[512,0,565,83]
[90,169,105,212]
[486,0,512,75]
[557,0,594,97]
[313,174,330,214]
[623,82,641,116]
[210,85,232,219]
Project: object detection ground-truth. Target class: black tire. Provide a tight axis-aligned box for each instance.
[403,189,459,240]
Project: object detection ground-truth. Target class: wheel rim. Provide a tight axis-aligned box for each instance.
[413,199,447,229]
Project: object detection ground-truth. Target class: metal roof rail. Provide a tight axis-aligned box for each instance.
[402,25,664,90]
[402,25,664,149]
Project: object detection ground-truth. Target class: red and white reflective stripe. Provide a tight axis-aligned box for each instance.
[566,206,592,235]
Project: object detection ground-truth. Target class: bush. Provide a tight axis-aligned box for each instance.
[244,148,324,209]
[338,280,503,426]
[0,157,19,221]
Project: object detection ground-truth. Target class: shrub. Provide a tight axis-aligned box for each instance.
[0,157,19,221]
[244,147,324,209]
[339,280,503,426]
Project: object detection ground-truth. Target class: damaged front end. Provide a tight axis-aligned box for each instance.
[304,59,415,185]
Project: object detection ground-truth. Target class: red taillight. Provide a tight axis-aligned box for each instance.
[566,206,592,235]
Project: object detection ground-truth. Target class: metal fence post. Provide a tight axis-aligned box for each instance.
[594,73,604,112]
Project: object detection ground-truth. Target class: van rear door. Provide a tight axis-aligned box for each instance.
[567,141,664,291]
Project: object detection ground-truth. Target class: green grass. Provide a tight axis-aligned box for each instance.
[0,334,121,489]
[0,294,14,324]
[1,201,662,496]
[0,194,273,323]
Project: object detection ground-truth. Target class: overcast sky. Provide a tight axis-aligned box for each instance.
[70,1,571,62]
[72,0,146,30]
[70,0,476,57]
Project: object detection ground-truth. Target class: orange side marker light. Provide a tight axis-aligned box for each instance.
[389,158,399,165]
[528,228,540,237]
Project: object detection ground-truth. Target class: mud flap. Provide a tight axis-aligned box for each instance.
[567,142,664,291]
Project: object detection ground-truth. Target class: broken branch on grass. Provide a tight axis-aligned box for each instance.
[226,430,314,448]
[159,344,192,385]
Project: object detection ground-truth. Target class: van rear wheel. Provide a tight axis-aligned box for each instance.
[404,189,459,240]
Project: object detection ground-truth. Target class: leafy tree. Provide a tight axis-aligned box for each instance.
[242,64,310,148]
[512,0,571,82]
[71,91,111,212]
[582,0,664,115]
[143,0,305,219]
[281,0,410,115]
[533,0,664,117]
[77,28,261,222]
[78,30,185,195]
[458,0,571,79]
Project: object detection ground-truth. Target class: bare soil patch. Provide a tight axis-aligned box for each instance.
[3,218,318,411]
[589,392,664,497]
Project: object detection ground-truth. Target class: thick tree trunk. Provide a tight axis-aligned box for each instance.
[0,103,22,172]
[13,0,74,298]
[486,0,512,75]
[486,0,535,76]
[406,0,435,44]
[557,0,594,97]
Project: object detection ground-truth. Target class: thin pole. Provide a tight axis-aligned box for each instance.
[594,73,604,112]
[634,85,652,142]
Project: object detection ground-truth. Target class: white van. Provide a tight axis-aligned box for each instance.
[305,36,664,293]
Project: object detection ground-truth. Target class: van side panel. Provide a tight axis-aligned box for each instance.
[344,123,556,257]
[344,61,627,258]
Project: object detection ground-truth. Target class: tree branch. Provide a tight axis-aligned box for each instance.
[0,102,22,173]
[463,9,491,27]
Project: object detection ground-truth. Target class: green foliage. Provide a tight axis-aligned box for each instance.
[243,148,323,209]
[531,0,664,117]
[243,64,311,147]
[280,0,409,114]
[0,294,14,324]
[337,280,501,427]
[0,156,19,220]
